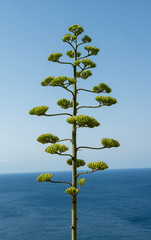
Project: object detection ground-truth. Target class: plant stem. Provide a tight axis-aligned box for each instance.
[72,37,77,240]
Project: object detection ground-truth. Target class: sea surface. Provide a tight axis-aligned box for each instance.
[0,169,151,240]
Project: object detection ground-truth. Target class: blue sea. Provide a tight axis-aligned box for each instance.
[0,169,151,240]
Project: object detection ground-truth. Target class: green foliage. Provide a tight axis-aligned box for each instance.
[37,173,53,182]
[101,138,120,148]
[48,53,63,62]
[37,134,59,144]
[51,76,68,86]
[41,76,76,87]
[84,46,100,55]
[68,24,84,36]
[57,98,72,109]
[62,34,77,43]
[78,178,86,186]
[65,187,79,196]
[66,50,75,58]
[82,59,96,68]
[93,83,111,93]
[74,60,81,66]
[68,78,77,84]
[66,115,100,128]
[80,70,92,79]
[77,52,81,57]
[62,34,72,42]
[66,159,86,168]
[81,35,92,43]
[74,59,96,69]
[45,144,69,154]
[66,50,81,58]
[95,96,117,106]
[57,98,78,109]
[29,106,49,116]
[41,76,55,86]
[87,161,108,170]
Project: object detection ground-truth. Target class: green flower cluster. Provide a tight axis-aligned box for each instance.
[29,106,49,116]
[78,178,86,186]
[74,59,96,69]
[93,83,111,93]
[62,34,77,42]
[37,134,59,144]
[41,76,76,87]
[37,173,53,182]
[82,58,96,68]
[84,46,100,55]
[65,187,79,196]
[51,76,67,86]
[66,115,100,128]
[45,144,69,154]
[74,60,81,66]
[66,50,81,58]
[57,98,78,109]
[68,78,77,84]
[101,138,120,148]
[87,161,108,170]
[76,70,92,79]
[68,24,84,36]
[41,76,55,86]
[95,96,117,106]
[81,35,92,43]
[48,53,63,62]
[66,159,86,168]
[80,70,92,79]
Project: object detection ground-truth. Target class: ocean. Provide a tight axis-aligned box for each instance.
[0,169,151,240]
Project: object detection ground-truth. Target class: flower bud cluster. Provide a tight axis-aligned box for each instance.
[84,46,100,55]
[48,53,63,62]
[95,96,117,106]
[41,76,55,86]
[68,24,84,36]
[76,70,92,79]
[29,106,49,116]
[41,76,76,87]
[66,159,86,168]
[45,144,69,154]
[57,98,78,109]
[62,34,77,43]
[81,35,92,43]
[101,138,120,148]
[87,161,108,170]
[93,83,111,93]
[37,134,59,144]
[65,187,79,196]
[74,59,96,69]
[66,50,81,58]
[78,178,86,186]
[37,173,53,182]
[66,115,100,128]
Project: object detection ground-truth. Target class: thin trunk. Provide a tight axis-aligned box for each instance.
[72,38,77,240]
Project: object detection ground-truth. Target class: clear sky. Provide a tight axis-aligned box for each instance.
[0,0,151,173]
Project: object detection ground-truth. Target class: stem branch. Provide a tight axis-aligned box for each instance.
[77,105,101,110]
[77,146,105,151]
[50,180,72,186]
[44,113,72,117]
[76,169,99,178]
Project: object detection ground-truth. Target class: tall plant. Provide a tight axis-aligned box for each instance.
[29,24,120,240]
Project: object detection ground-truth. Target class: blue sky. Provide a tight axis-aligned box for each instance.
[0,0,151,173]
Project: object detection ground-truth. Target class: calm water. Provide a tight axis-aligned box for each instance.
[0,169,151,240]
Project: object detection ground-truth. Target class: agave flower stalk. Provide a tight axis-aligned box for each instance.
[29,24,120,240]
